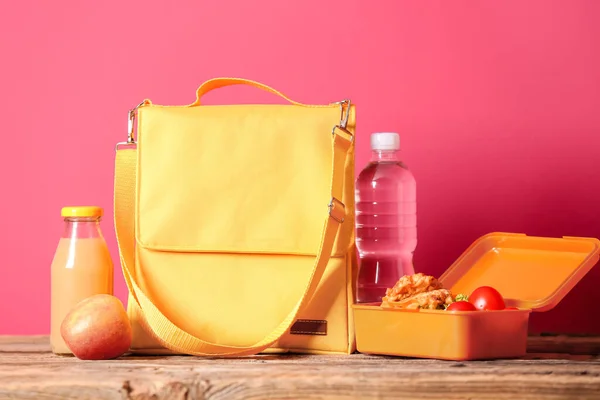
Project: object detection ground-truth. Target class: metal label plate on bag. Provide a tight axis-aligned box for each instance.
[290,319,328,336]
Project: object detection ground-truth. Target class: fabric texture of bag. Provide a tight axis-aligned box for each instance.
[113,78,357,356]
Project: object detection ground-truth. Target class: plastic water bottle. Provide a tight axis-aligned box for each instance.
[355,132,417,303]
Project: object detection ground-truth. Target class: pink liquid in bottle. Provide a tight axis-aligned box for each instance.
[355,132,417,303]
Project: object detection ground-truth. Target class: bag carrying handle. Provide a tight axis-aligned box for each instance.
[114,125,353,357]
[191,77,313,107]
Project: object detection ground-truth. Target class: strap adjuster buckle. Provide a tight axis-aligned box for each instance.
[331,125,354,143]
[328,197,346,224]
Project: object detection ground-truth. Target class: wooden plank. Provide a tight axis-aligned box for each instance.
[0,336,599,400]
[527,334,600,355]
[3,335,599,355]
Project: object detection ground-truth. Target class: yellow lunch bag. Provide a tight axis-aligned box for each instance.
[113,78,357,356]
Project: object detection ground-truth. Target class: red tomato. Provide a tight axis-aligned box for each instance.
[446,301,477,312]
[469,286,506,310]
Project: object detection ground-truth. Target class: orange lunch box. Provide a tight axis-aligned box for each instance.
[352,232,600,361]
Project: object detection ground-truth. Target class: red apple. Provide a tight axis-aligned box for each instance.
[61,294,132,360]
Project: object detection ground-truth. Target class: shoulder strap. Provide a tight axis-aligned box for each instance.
[113,126,353,357]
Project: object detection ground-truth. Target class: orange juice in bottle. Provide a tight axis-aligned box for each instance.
[50,206,114,355]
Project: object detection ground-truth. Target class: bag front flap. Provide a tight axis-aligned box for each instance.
[136,104,355,257]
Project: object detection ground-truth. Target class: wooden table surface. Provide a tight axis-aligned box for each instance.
[1,336,599,400]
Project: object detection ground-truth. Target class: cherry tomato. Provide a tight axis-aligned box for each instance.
[469,286,506,310]
[446,301,477,312]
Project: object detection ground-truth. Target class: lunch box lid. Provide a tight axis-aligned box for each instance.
[438,232,600,312]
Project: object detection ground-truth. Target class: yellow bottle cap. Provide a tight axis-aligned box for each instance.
[61,206,104,218]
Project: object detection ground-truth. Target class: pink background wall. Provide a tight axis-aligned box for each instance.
[1,1,599,335]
